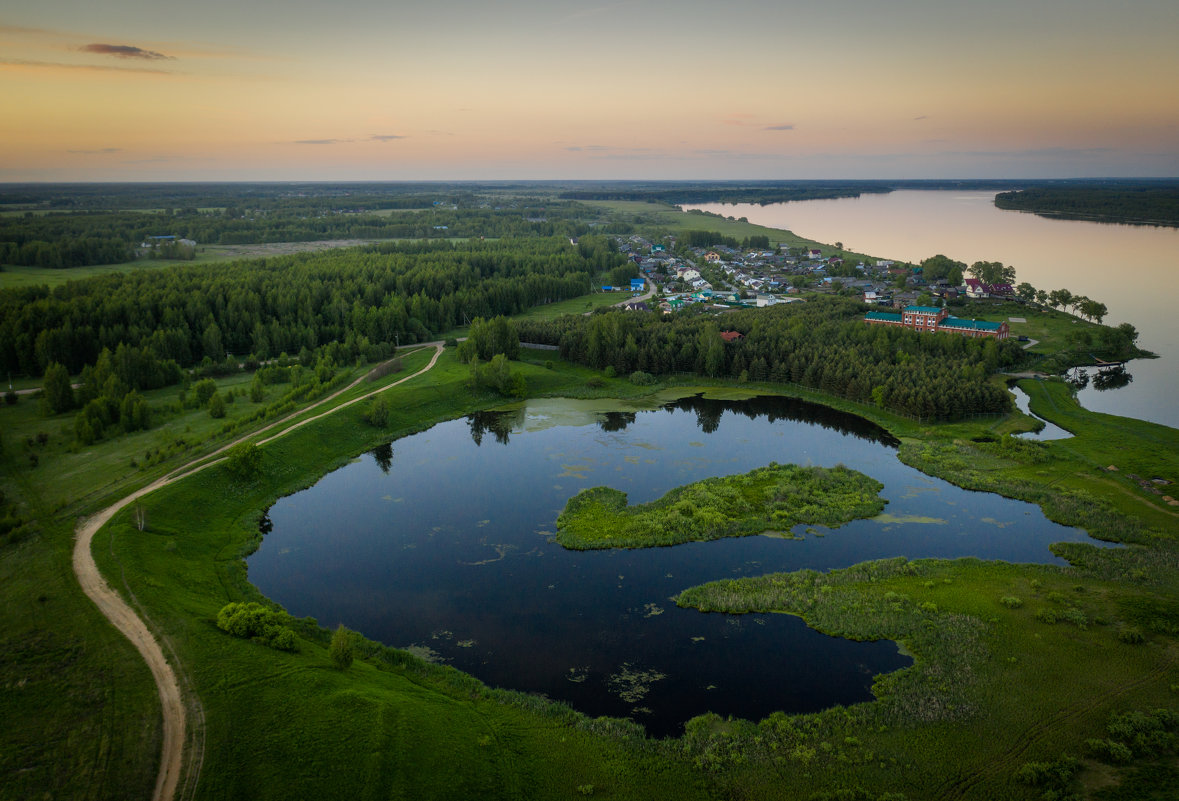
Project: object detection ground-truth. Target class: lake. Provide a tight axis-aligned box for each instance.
[248,394,1100,736]
[685,191,1179,429]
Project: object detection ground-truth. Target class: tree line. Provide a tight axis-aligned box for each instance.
[995,186,1179,227]
[0,203,610,268]
[0,236,629,378]
[516,297,1023,420]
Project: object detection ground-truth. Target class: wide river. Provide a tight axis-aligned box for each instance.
[249,394,1102,736]
[687,191,1179,429]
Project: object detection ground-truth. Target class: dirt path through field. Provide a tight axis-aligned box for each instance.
[72,344,443,801]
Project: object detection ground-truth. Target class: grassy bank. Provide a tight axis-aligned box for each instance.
[676,556,1178,800]
[86,350,712,800]
[556,463,885,549]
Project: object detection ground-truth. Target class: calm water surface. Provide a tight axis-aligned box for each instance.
[249,395,1099,736]
[687,191,1179,428]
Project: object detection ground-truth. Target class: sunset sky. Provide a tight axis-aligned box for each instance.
[3,0,1178,181]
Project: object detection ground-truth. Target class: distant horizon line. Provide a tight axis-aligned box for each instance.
[3,177,1178,186]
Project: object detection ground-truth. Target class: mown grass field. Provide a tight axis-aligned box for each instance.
[0,251,230,289]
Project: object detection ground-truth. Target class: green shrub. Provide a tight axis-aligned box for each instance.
[366,395,390,427]
[330,624,355,670]
[215,602,297,651]
[192,378,217,405]
[1000,596,1023,609]
[1118,628,1146,644]
[225,442,263,478]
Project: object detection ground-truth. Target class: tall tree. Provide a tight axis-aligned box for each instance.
[42,361,75,414]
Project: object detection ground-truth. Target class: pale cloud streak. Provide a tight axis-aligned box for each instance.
[0,57,174,74]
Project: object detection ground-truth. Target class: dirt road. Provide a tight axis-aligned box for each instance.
[72,344,443,800]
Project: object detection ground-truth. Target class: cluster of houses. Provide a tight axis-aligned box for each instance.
[618,236,826,306]
[613,236,1016,339]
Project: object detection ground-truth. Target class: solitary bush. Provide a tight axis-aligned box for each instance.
[1118,628,1146,644]
[1000,596,1024,609]
[366,358,403,383]
[193,378,218,405]
[330,624,355,670]
[629,370,655,385]
[208,392,225,418]
[225,442,263,478]
[215,602,297,651]
[366,395,390,427]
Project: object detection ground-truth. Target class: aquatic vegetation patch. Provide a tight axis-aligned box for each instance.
[555,462,886,549]
[607,662,667,704]
[871,513,947,525]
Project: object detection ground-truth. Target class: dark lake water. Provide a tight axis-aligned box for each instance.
[249,394,1099,737]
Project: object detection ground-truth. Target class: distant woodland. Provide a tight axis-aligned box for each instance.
[0,236,628,377]
[0,203,611,268]
[994,185,1179,227]
[557,182,891,205]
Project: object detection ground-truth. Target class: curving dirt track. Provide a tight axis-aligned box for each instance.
[72,345,443,801]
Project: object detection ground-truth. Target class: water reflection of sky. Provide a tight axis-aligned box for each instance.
[250,395,1099,736]
[1011,386,1073,441]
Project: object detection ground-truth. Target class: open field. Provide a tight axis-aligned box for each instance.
[0,238,482,290]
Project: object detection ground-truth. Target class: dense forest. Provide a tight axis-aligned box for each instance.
[0,236,629,378]
[0,203,618,268]
[515,298,1022,421]
[995,184,1179,227]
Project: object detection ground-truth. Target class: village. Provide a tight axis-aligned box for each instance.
[607,234,1018,339]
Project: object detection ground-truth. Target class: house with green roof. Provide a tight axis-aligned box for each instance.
[864,305,1009,340]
